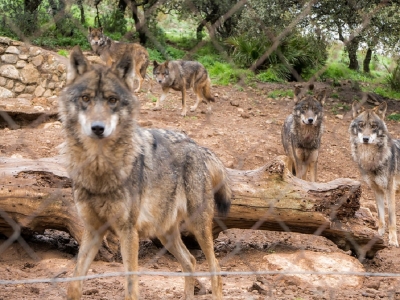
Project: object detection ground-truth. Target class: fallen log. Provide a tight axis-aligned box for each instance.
[0,155,385,259]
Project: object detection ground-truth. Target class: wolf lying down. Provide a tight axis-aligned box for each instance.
[59,46,231,300]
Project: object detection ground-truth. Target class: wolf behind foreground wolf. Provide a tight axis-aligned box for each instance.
[281,84,326,182]
[60,46,231,299]
[349,101,399,247]
[88,27,149,93]
[153,60,215,116]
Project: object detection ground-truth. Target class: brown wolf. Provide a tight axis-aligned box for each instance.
[281,84,326,182]
[153,60,215,116]
[88,27,149,92]
[61,46,231,299]
[349,101,399,247]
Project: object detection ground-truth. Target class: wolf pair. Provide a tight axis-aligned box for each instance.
[88,27,149,93]
[282,84,399,247]
[61,46,231,299]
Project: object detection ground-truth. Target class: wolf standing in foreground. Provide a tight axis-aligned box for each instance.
[281,84,326,182]
[88,27,149,93]
[153,60,215,116]
[60,46,231,299]
[349,101,399,247]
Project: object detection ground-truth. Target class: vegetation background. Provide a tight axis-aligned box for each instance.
[0,0,400,100]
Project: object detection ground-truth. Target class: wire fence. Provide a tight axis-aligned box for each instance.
[1,0,400,299]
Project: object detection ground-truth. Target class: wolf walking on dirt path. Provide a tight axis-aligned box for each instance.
[349,101,399,247]
[88,27,149,93]
[281,84,326,182]
[60,46,231,299]
[153,60,215,116]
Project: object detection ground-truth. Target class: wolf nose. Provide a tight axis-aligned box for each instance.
[363,137,369,143]
[91,122,105,136]
[307,118,314,124]
[158,80,162,83]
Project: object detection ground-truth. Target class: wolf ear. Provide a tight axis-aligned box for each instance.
[374,101,387,119]
[351,101,365,118]
[66,45,92,85]
[153,60,159,67]
[88,27,92,33]
[293,86,301,103]
[112,51,135,91]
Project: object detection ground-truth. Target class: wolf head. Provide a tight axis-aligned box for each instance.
[88,27,108,50]
[59,46,139,142]
[349,101,388,145]
[292,84,326,126]
[153,60,169,84]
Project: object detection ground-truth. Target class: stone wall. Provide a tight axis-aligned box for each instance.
[0,36,67,100]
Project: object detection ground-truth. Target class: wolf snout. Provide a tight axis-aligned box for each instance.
[307,118,314,124]
[363,136,370,143]
[91,121,105,137]
[157,79,162,83]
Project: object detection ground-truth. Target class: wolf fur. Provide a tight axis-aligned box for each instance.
[153,60,215,116]
[281,84,326,182]
[60,46,231,299]
[88,27,149,93]
[349,101,399,247]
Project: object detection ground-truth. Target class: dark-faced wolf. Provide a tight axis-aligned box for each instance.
[153,60,215,116]
[281,84,326,182]
[88,27,149,93]
[61,46,231,299]
[349,101,399,247]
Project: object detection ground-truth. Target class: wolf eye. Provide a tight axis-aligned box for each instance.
[81,95,90,103]
[358,121,365,128]
[370,123,377,129]
[108,97,118,105]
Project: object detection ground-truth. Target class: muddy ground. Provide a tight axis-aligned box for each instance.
[1,79,400,299]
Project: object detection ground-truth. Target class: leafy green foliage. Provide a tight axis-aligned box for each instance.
[99,9,127,35]
[267,89,294,99]
[388,113,400,121]
[384,60,400,92]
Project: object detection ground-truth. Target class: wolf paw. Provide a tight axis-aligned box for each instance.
[377,227,385,236]
[190,106,197,112]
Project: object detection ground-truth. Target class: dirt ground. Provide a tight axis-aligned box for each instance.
[1,78,400,299]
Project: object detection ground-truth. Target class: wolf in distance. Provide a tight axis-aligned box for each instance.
[88,27,149,92]
[349,101,399,247]
[281,84,326,182]
[60,46,231,299]
[153,60,215,116]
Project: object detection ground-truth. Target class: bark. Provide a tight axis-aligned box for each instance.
[363,48,372,73]
[0,156,385,259]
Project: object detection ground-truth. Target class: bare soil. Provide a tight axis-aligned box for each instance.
[1,79,400,299]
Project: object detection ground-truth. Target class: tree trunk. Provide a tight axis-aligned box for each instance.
[0,156,385,260]
[77,0,85,24]
[363,48,372,73]
[131,2,147,45]
[346,39,359,71]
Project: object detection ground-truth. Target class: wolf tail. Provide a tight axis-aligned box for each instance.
[203,77,215,103]
[202,148,232,216]
[140,56,150,80]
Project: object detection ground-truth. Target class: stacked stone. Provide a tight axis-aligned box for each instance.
[0,36,67,99]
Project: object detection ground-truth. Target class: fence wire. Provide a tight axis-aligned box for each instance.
[1,0,400,299]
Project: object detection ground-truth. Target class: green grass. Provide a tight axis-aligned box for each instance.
[57,49,69,57]
[373,86,400,100]
[267,89,294,99]
[388,113,400,121]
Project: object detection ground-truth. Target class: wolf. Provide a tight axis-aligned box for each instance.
[153,60,215,116]
[281,84,326,182]
[349,101,399,247]
[60,46,231,300]
[88,27,149,92]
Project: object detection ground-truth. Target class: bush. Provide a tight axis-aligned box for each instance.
[385,60,400,92]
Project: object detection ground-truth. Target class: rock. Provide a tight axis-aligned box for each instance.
[20,64,40,84]
[5,46,19,55]
[0,65,19,80]
[230,100,240,107]
[34,85,45,97]
[0,87,14,98]
[31,55,44,67]
[335,114,344,120]
[1,54,18,64]
[16,60,27,68]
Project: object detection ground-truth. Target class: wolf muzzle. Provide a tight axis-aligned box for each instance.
[91,121,105,137]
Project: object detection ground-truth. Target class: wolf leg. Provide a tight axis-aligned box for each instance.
[373,187,386,236]
[157,227,196,299]
[67,228,105,299]
[192,222,222,300]
[190,85,202,112]
[154,87,169,111]
[119,227,140,299]
[387,184,399,247]
[134,63,143,93]
[181,87,187,116]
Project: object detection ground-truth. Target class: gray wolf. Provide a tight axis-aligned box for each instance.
[60,46,231,299]
[153,60,215,116]
[349,101,399,247]
[88,27,149,92]
[281,84,326,182]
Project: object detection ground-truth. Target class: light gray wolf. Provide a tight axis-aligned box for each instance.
[88,27,149,92]
[281,84,326,182]
[60,46,231,299]
[349,101,399,247]
[152,60,215,116]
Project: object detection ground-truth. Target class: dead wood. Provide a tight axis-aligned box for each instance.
[0,155,385,259]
